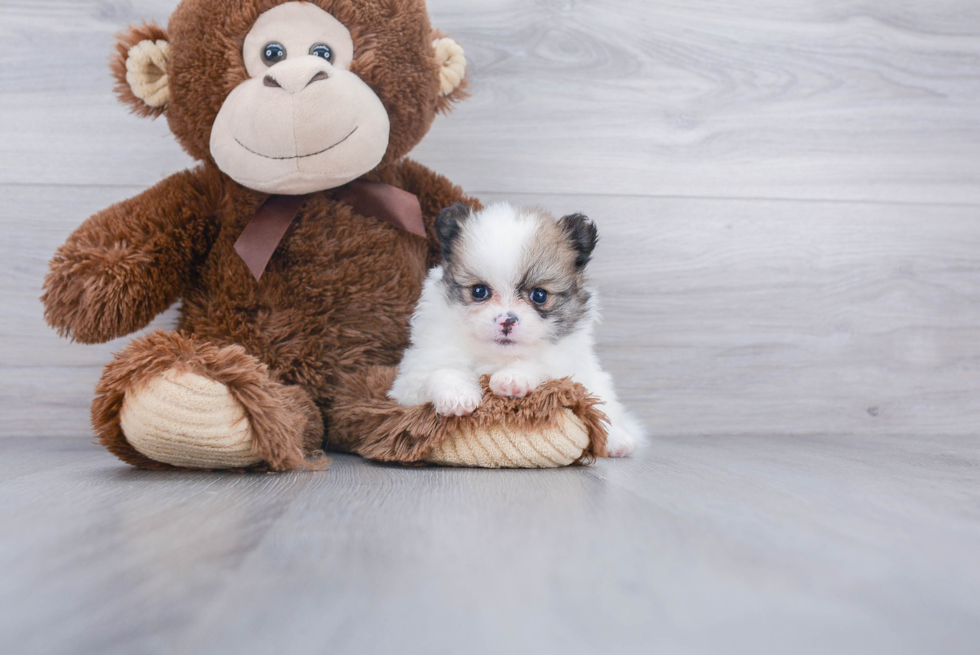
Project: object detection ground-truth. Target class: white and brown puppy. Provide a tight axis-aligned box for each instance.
[390,202,644,457]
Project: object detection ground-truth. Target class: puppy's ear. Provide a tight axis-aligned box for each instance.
[559,213,599,270]
[435,203,471,263]
[111,22,171,118]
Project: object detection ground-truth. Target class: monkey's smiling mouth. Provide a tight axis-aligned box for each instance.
[235,126,358,160]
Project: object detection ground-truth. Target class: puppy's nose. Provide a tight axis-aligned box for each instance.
[500,313,518,336]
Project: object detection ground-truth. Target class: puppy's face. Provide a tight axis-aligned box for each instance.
[435,203,598,353]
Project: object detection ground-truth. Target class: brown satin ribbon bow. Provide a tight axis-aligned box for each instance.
[234,179,426,281]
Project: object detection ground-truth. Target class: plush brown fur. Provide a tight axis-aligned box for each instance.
[43,167,222,344]
[44,0,602,471]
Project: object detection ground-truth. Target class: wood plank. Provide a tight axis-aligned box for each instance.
[0,437,108,483]
[0,443,316,655]
[4,184,980,438]
[0,436,977,654]
[1,1,979,202]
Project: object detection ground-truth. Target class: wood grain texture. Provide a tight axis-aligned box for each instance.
[1,437,978,654]
[0,1,979,202]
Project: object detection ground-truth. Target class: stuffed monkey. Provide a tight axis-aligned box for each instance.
[42,0,607,471]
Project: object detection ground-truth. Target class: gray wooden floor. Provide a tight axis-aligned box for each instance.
[2,1,980,653]
[2,435,979,655]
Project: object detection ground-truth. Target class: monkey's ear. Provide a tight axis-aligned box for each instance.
[431,31,468,113]
[111,23,171,118]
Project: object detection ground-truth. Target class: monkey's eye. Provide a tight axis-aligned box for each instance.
[530,288,549,305]
[471,285,491,301]
[310,44,333,62]
[262,43,287,66]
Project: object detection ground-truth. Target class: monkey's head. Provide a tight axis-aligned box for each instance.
[112,0,468,194]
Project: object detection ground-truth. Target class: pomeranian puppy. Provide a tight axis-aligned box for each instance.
[390,202,644,457]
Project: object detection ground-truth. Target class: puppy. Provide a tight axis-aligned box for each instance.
[389,202,644,457]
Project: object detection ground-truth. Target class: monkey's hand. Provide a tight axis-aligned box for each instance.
[42,168,218,344]
[44,239,170,343]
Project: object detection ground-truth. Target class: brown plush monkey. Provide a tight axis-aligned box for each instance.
[42,0,607,471]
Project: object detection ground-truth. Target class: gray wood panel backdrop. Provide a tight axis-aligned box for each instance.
[2,0,979,439]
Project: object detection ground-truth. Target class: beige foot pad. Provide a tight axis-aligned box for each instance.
[426,409,590,468]
[119,368,261,469]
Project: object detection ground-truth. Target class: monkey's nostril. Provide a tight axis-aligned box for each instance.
[263,75,281,88]
[308,71,330,85]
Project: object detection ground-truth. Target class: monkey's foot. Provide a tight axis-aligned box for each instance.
[93,331,326,471]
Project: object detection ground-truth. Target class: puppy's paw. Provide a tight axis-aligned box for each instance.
[433,386,483,417]
[605,425,641,458]
[489,370,542,399]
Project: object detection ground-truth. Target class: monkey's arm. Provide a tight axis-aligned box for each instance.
[42,166,221,344]
[393,158,483,264]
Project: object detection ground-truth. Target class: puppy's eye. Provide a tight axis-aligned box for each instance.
[310,44,333,62]
[530,288,549,305]
[471,285,491,301]
[262,43,287,65]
